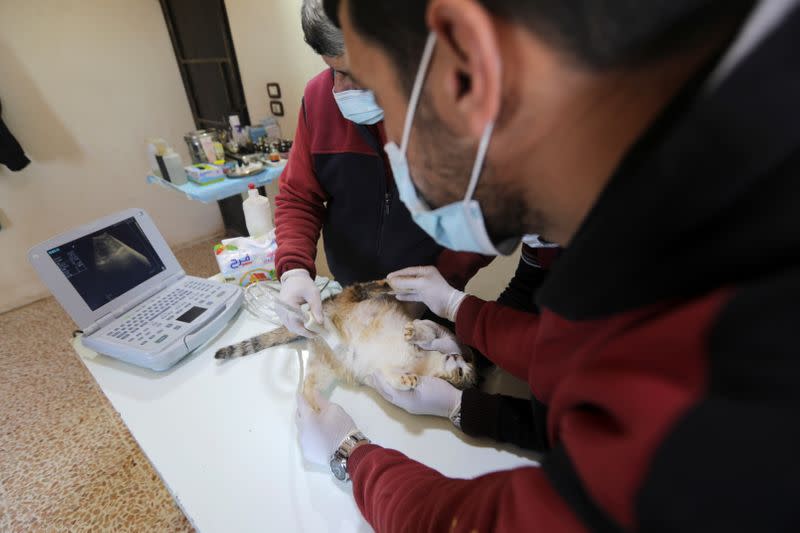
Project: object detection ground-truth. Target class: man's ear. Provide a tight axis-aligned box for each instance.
[426,0,501,138]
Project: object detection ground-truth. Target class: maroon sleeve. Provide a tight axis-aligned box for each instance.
[436,250,493,291]
[274,99,329,278]
[455,296,541,381]
[349,444,584,532]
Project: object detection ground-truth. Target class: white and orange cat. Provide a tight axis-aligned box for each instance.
[215,280,477,408]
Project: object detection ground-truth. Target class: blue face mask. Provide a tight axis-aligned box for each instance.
[384,33,518,256]
[333,88,385,125]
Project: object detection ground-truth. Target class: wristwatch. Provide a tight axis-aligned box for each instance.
[329,431,371,482]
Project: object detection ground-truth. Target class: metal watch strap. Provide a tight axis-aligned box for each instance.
[339,431,369,458]
[330,431,370,482]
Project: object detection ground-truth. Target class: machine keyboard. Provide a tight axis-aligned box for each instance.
[102,278,230,349]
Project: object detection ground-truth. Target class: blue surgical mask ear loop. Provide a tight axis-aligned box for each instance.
[399,33,439,155]
[463,121,495,204]
[400,33,496,206]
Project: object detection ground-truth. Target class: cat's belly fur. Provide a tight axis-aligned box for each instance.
[328,299,432,383]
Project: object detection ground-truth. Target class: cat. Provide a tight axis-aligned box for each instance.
[214,280,477,409]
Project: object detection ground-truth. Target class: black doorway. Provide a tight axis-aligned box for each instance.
[159,0,251,236]
[159,0,249,129]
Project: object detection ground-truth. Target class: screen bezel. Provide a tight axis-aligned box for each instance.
[28,209,181,330]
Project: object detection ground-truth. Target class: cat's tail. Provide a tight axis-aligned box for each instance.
[214,327,302,360]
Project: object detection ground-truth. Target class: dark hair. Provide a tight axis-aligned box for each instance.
[302,0,345,57]
[324,0,754,89]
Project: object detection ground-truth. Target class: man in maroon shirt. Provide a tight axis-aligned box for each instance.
[294,0,800,531]
[274,0,490,336]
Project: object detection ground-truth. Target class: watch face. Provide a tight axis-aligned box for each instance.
[330,457,347,481]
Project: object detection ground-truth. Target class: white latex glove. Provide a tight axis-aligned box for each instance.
[365,374,462,419]
[386,266,466,321]
[295,392,359,467]
[277,269,323,338]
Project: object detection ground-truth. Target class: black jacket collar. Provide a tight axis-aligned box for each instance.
[539,6,800,320]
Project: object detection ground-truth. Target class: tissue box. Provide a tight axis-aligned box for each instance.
[214,234,278,286]
[185,163,225,185]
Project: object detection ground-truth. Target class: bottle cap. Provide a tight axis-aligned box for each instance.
[248,183,255,190]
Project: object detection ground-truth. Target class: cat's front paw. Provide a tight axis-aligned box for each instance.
[403,322,417,342]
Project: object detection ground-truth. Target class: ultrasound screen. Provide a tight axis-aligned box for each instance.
[47,217,165,311]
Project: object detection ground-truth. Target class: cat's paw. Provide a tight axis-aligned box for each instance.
[403,322,417,342]
[302,393,322,412]
[396,373,420,390]
[301,384,323,412]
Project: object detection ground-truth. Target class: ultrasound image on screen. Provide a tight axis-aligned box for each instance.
[47,217,166,311]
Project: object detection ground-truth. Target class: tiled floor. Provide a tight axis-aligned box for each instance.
[0,236,222,532]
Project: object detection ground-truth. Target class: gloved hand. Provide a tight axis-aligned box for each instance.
[296,392,359,467]
[365,373,462,419]
[386,266,467,321]
[277,269,323,338]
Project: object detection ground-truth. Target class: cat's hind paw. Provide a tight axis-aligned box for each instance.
[386,372,420,391]
[400,373,419,389]
[301,390,322,412]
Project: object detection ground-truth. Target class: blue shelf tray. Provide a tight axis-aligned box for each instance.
[146,164,284,203]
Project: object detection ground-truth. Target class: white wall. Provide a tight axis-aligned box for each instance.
[0,0,224,313]
[225,0,327,140]
[466,248,521,301]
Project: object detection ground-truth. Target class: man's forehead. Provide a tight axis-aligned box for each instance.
[340,24,391,85]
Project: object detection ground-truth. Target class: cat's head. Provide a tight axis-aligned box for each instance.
[447,347,478,390]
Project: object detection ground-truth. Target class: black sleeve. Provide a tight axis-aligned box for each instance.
[459,388,548,451]
[496,245,549,313]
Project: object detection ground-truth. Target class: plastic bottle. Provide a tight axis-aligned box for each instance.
[162,149,188,185]
[146,137,168,175]
[243,183,273,239]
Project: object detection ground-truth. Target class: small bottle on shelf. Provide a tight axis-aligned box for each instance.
[269,144,281,163]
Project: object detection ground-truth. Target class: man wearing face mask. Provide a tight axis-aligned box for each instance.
[294,0,800,531]
[274,0,492,335]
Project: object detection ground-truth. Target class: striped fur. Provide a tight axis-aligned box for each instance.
[214,326,301,359]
